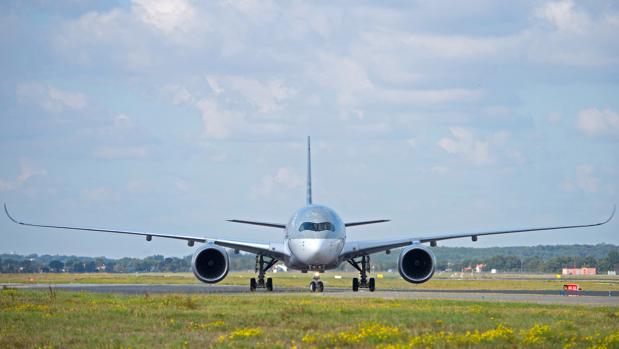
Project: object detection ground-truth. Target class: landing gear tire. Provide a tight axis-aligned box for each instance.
[368,277,375,292]
[348,255,373,292]
[317,281,324,293]
[251,254,278,292]
[309,280,317,292]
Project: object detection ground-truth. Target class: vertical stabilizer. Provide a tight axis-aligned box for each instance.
[306,136,312,205]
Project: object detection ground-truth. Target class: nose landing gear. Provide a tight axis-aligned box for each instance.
[309,273,324,293]
[347,255,375,292]
[250,254,278,292]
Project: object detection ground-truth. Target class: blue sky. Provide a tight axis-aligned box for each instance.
[1,0,618,258]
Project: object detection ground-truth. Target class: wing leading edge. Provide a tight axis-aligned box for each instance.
[340,205,615,260]
[4,204,288,259]
[345,220,390,227]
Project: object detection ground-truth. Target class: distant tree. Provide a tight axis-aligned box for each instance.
[580,256,598,268]
[543,256,572,273]
[49,260,64,273]
[524,256,544,272]
[599,251,619,272]
[19,259,39,273]
[607,251,619,271]
[66,259,85,273]
[84,261,97,273]
[103,261,115,272]
[2,259,18,273]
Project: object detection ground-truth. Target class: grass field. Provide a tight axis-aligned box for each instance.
[2,271,618,292]
[1,288,618,348]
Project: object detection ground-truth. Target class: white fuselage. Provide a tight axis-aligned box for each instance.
[283,204,345,271]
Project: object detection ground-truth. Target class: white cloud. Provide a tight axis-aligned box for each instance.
[313,53,482,119]
[195,98,239,139]
[250,166,303,199]
[274,167,304,189]
[162,85,194,105]
[206,77,224,96]
[224,77,297,113]
[93,146,150,159]
[0,160,47,192]
[393,32,513,60]
[529,0,619,66]
[351,1,619,73]
[561,165,598,193]
[78,114,135,139]
[16,83,87,112]
[577,108,619,137]
[437,127,492,165]
[166,77,294,139]
[535,0,589,33]
[132,0,196,35]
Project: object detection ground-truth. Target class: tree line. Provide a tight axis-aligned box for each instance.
[1,244,617,274]
[0,254,255,274]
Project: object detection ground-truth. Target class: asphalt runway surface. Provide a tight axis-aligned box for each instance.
[4,283,619,306]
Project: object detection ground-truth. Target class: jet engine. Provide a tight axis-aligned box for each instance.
[191,245,229,284]
[398,245,436,283]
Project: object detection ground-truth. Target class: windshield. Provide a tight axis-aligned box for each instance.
[298,221,334,232]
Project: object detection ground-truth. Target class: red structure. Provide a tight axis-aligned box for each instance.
[562,267,596,276]
[563,283,581,295]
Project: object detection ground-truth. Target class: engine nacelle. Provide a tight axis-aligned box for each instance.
[191,245,229,284]
[398,245,436,284]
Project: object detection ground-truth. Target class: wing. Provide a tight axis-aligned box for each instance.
[226,219,286,229]
[340,205,615,260]
[4,204,288,259]
[345,219,390,227]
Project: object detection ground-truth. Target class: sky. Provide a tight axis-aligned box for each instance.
[0,0,618,258]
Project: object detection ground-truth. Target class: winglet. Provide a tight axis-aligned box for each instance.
[4,203,21,225]
[306,136,312,206]
[603,204,616,224]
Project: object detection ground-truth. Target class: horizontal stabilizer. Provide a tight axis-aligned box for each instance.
[345,219,390,227]
[227,219,286,229]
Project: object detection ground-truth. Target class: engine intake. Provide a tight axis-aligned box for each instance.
[191,245,229,284]
[398,245,436,284]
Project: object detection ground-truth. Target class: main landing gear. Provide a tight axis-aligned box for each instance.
[309,273,324,293]
[250,255,278,292]
[347,255,375,292]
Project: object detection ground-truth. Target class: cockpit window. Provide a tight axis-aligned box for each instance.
[298,222,334,232]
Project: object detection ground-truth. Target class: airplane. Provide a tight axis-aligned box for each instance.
[4,137,615,292]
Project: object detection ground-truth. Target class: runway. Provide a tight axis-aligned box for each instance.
[4,283,619,306]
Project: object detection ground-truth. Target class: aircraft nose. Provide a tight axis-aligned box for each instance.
[289,238,342,265]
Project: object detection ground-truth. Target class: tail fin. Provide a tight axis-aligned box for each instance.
[306,136,312,205]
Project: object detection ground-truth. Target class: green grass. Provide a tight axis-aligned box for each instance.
[1,288,618,348]
[2,272,618,292]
